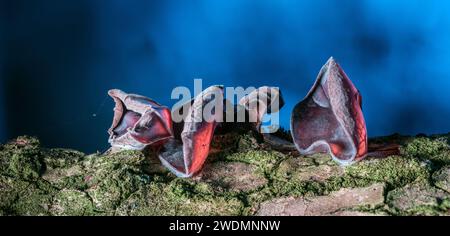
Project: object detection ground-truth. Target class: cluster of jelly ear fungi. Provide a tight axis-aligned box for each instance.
[108,57,375,178]
[108,85,284,177]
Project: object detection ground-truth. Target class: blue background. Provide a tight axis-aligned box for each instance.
[1,0,450,152]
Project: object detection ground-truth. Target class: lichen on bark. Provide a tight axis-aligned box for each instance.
[0,132,449,216]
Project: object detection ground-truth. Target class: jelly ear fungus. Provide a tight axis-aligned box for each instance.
[107,89,173,150]
[290,57,368,165]
[158,86,224,177]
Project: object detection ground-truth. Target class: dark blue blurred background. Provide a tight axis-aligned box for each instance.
[1,0,450,153]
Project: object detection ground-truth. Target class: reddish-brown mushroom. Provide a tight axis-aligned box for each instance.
[108,89,173,150]
[159,85,224,177]
[291,57,368,165]
[238,86,284,132]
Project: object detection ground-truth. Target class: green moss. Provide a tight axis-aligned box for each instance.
[401,137,449,166]
[73,151,151,214]
[82,150,145,171]
[428,150,450,167]
[0,175,57,216]
[432,166,450,193]
[81,151,146,187]
[272,154,337,179]
[10,194,50,216]
[242,187,277,215]
[86,169,148,214]
[8,136,41,147]
[236,132,262,151]
[8,153,43,180]
[345,156,430,189]
[271,155,336,196]
[0,137,44,180]
[1,133,449,216]
[270,155,430,198]
[116,178,244,216]
[225,150,286,175]
[0,175,29,214]
[42,165,87,190]
[43,148,85,169]
[50,189,95,216]
[387,183,450,216]
[169,178,216,197]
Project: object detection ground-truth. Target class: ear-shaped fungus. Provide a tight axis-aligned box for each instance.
[108,89,173,150]
[290,57,368,165]
[238,86,285,131]
[159,86,224,177]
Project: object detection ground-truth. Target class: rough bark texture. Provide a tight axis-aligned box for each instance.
[0,132,449,216]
